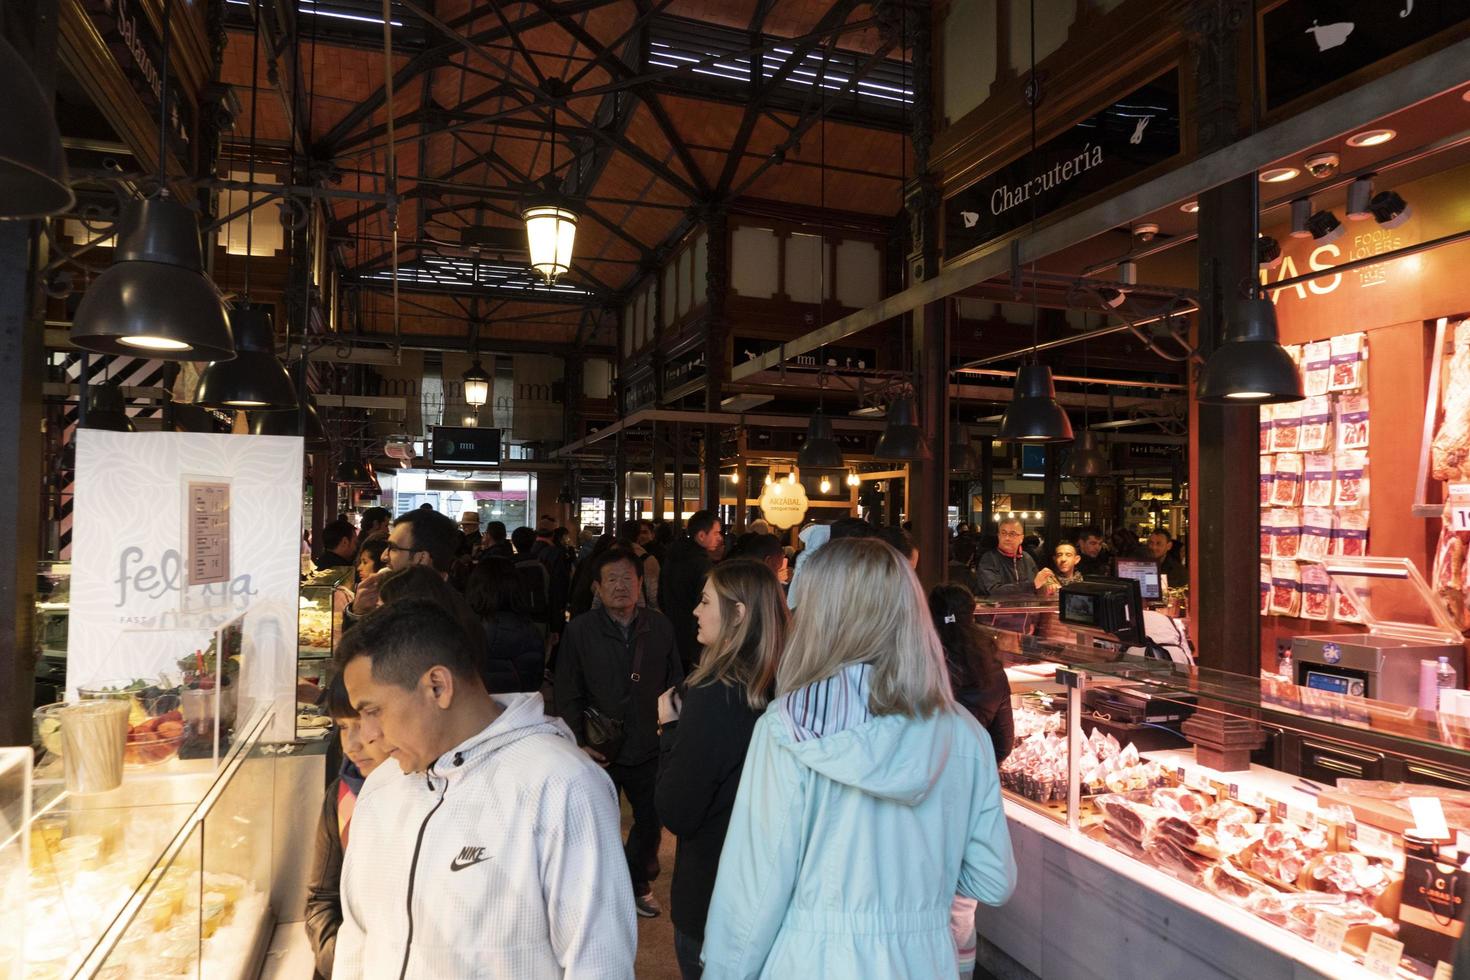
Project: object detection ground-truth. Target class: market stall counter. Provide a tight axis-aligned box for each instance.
[979,627,1470,980]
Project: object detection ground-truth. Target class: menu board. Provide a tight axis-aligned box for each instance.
[186,481,231,587]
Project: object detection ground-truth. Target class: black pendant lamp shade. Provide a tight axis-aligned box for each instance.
[874,395,932,461]
[71,197,235,361]
[796,409,845,469]
[84,383,135,432]
[950,427,980,473]
[167,399,221,433]
[1197,297,1304,404]
[0,35,73,219]
[1067,429,1110,478]
[998,365,1074,443]
[335,449,373,486]
[556,482,575,504]
[195,305,296,409]
[252,397,328,450]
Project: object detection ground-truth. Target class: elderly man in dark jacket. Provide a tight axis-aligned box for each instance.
[658,510,723,672]
[555,546,683,919]
[977,517,1057,597]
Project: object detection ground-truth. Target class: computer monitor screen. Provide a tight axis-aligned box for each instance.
[1115,559,1162,601]
[1057,577,1146,647]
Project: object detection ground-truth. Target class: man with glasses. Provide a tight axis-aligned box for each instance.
[351,509,459,617]
[977,517,1056,598]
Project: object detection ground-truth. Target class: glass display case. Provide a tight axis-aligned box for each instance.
[0,747,32,977]
[34,562,71,706]
[989,626,1470,979]
[22,707,276,979]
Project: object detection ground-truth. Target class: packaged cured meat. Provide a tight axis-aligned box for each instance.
[1260,562,1272,615]
[1431,320,1470,481]
[1303,852,1392,905]
[1300,562,1332,621]
[1333,510,1369,557]
[1095,795,1166,844]
[1328,332,1366,392]
[1259,454,1275,507]
[1271,453,1303,507]
[1300,508,1334,561]
[1144,833,1214,879]
[1216,820,1266,855]
[1270,560,1301,616]
[1302,452,1334,507]
[1203,799,1260,828]
[1297,396,1333,452]
[1334,584,1365,624]
[1271,509,1301,560]
[1204,863,1266,905]
[1433,501,1470,632]
[1302,340,1332,398]
[1149,787,1211,817]
[1271,399,1302,452]
[1334,450,1368,508]
[1260,511,1275,559]
[1336,393,1369,452]
[1260,404,1274,453]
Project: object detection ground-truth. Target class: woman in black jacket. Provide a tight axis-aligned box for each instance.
[304,674,391,979]
[655,559,788,979]
[929,583,1014,980]
[464,555,547,692]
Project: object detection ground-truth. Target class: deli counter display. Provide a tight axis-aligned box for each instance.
[983,626,1470,980]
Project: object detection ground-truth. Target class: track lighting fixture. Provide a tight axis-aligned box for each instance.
[1289,198,1313,239]
[1369,190,1410,229]
[1257,235,1282,271]
[1306,209,1343,244]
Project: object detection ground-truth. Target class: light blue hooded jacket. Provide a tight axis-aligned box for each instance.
[701,665,1016,979]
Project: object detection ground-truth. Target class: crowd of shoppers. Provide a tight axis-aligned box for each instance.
[309,505,1021,979]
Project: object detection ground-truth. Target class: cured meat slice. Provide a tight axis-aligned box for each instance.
[1204,863,1264,905]
[1432,320,1470,481]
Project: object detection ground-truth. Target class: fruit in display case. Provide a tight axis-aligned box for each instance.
[124,710,186,766]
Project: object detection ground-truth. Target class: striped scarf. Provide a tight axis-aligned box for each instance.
[778,663,873,742]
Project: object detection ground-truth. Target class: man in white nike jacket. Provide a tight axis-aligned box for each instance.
[334,598,637,979]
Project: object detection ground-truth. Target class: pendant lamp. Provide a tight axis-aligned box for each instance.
[71,197,235,360]
[83,383,135,432]
[195,305,297,409]
[166,397,221,433]
[998,365,1074,443]
[1067,429,1110,477]
[463,358,490,408]
[335,449,373,486]
[1196,296,1304,404]
[796,409,844,468]
[250,395,328,450]
[874,395,932,461]
[556,482,575,504]
[0,35,73,219]
[950,425,980,473]
[522,108,578,284]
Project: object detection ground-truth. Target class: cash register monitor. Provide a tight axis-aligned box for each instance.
[1058,577,1170,660]
[1115,559,1163,601]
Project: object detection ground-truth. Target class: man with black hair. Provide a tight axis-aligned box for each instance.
[317,518,358,570]
[336,599,636,979]
[828,515,877,541]
[359,506,392,541]
[532,521,572,635]
[658,510,723,672]
[349,509,458,616]
[510,526,551,631]
[556,548,681,920]
[727,531,786,582]
[1076,525,1111,578]
[617,519,660,610]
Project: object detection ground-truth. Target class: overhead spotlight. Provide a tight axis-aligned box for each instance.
[1369,190,1411,228]
[1346,177,1374,221]
[1303,152,1340,179]
[1346,128,1395,148]
[1133,223,1160,243]
[1260,167,1300,183]
[1257,235,1282,271]
[1289,198,1313,239]
[1179,200,1200,214]
[1118,259,1138,286]
[1306,209,1343,244]
[1098,286,1126,309]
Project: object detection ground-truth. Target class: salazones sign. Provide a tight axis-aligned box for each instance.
[943,71,1181,261]
[82,0,197,168]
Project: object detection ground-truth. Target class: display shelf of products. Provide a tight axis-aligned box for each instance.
[12,707,277,979]
[991,628,1470,979]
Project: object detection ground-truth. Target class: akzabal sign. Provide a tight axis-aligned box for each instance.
[759,481,810,529]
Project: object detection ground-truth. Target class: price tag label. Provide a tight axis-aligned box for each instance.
[1433,960,1453,980]
[1312,915,1347,954]
[1287,804,1317,828]
[1271,799,1288,822]
[1409,797,1452,841]
[1363,933,1405,978]
[1209,779,1231,800]
[1450,487,1470,531]
[1355,824,1397,852]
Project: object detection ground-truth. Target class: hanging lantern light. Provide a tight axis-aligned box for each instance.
[462,358,490,408]
[1067,429,1110,478]
[1196,296,1304,404]
[846,471,860,488]
[0,35,73,219]
[998,365,1074,443]
[874,395,932,461]
[83,383,134,432]
[796,408,844,469]
[71,197,235,360]
[195,305,297,410]
[819,476,831,493]
[950,425,980,473]
[334,448,373,486]
[521,199,578,285]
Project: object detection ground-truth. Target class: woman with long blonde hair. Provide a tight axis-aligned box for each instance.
[656,559,788,979]
[701,538,1016,979]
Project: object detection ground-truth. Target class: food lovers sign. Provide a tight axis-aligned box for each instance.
[759,481,810,529]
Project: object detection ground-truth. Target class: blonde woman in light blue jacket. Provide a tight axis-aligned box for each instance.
[701,537,1017,979]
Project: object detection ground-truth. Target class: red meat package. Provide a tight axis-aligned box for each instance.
[1300,563,1332,621]
[1334,584,1365,624]
[1303,340,1332,398]
[1260,509,1275,558]
[1271,508,1302,560]
[1300,508,1334,561]
[1333,509,1370,557]
[1271,400,1302,453]
[1334,450,1368,508]
[1336,394,1370,451]
[1261,562,1272,616]
[1328,332,1366,392]
[1260,455,1275,507]
[1260,405,1274,453]
[1302,453,1334,507]
[1271,453,1303,507]
[1297,396,1333,452]
[1270,560,1301,617]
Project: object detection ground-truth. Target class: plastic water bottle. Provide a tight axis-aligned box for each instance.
[1278,647,1293,682]
[1438,656,1457,691]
